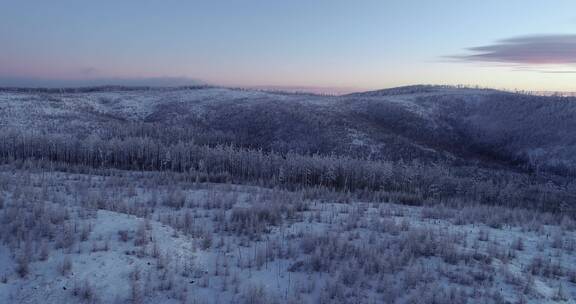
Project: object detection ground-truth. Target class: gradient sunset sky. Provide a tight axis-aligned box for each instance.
[1,0,575,92]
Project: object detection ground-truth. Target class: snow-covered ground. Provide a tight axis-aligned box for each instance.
[0,209,195,303]
[0,87,331,129]
[0,168,574,303]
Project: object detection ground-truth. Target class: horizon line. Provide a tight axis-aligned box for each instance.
[1,83,576,97]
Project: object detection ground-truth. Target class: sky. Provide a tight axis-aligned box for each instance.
[1,0,575,92]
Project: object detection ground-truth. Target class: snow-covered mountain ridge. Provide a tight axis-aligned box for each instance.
[1,85,574,175]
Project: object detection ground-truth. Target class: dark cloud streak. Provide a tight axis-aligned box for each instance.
[451,34,576,66]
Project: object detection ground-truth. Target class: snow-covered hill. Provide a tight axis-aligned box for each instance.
[2,85,574,174]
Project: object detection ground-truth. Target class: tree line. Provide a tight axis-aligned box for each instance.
[0,129,574,215]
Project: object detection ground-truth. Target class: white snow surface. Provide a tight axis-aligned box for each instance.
[0,169,575,303]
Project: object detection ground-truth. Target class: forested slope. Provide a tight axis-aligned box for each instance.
[0,85,575,213]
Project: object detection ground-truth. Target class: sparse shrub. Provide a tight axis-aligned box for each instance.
[478,229,490,241]
[55,224,75,250]
[339,267,359,287]
[98,96,114,105]
[421,205,455,220]
[130,267,143,304]
[80,224,92,242]
[228,205,282,238]
[380,218,402,235]
[39,239,50,261]
[551,231,564,249]
[567,269,576,284]
[201,233,213,250]
[552,284,568,302]
[156,253,171,270]
[242,284,268,304]
[16,255,29,278]
[73,279,96,303]
[163,189,186,209]
[299,235,317,254]
[158,270,174,291]
[526,256,563,278]
[560,216,576,231]
[512,237,524,251]
[58,256,73,276]
[118,230,130,242]
[134,223,149,247]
